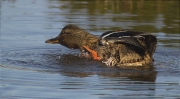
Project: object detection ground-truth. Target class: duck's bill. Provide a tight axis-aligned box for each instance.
[45,38,59,44]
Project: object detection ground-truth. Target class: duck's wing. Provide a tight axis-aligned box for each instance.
[100,30,157,53]
[100,30,144,39]
[105,36,146,49]
[142,34,157,56]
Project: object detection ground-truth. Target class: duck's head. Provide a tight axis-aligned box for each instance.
[45,24,98,49]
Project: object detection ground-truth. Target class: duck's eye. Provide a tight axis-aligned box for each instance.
[61,31,71,35]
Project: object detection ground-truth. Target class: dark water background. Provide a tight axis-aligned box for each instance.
[0,0,180,99]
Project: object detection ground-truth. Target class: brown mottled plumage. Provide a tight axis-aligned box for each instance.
[45,24,98,50]
[45,24,157,66]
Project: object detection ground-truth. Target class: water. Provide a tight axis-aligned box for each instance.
[1,0,180,99]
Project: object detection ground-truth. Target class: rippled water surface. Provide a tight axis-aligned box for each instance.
[1,0,180,99]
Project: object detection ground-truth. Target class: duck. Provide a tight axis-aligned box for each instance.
[45,24,157,66]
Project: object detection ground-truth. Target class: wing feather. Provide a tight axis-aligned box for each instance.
[99,30,157,51]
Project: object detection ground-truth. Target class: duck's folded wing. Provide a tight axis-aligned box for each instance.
[100,30,143,39]
[100,30,157,54]
[106,36,146,50]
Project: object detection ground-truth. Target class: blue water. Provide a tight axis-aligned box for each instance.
[1,0,180,99]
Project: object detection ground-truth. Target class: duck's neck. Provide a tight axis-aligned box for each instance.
[83,32,99,50]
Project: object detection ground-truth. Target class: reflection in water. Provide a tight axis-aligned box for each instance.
[2,48,157,82]
[1,49,158,98]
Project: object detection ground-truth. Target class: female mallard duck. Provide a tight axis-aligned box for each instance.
[45,24,157,66]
